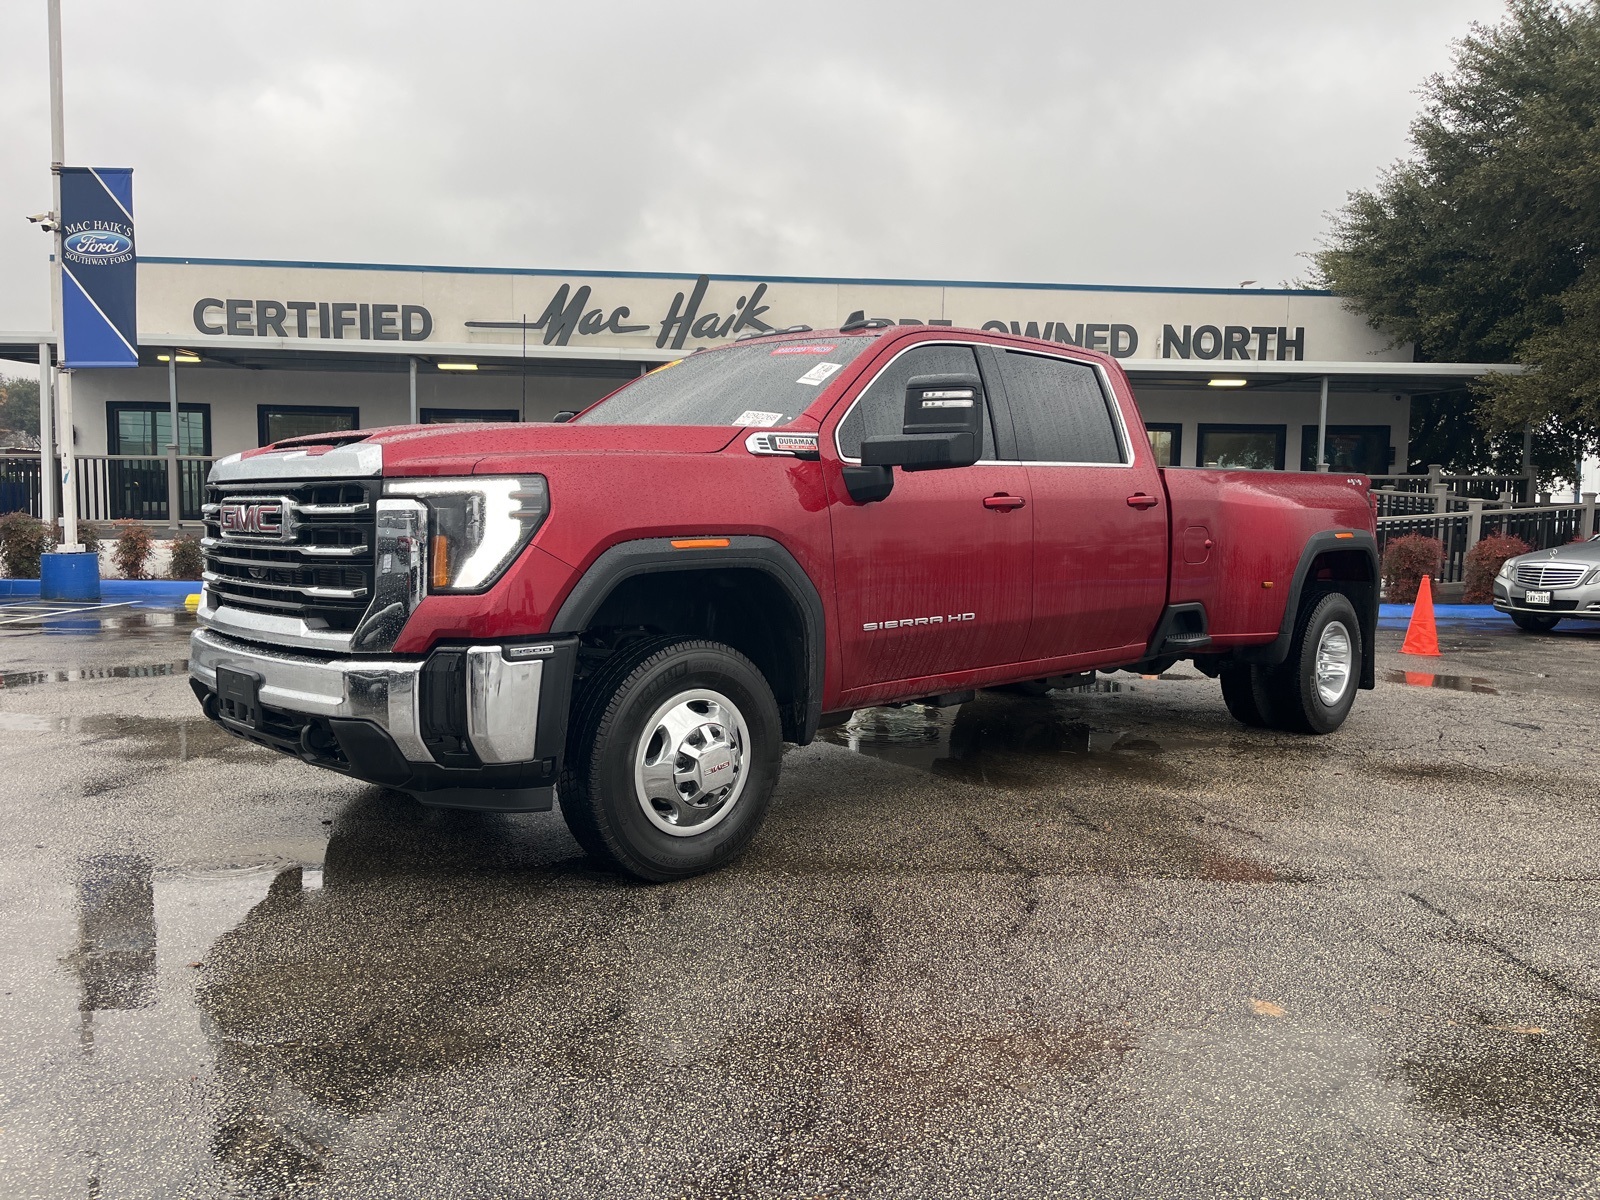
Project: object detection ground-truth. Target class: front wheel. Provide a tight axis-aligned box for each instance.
[559,638,783,881]
[1510,611,1561,633]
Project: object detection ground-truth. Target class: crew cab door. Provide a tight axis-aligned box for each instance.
[825,342,1033,690]
[987,347,1168,661]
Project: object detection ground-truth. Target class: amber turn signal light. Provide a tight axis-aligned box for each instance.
[432,535,452,589]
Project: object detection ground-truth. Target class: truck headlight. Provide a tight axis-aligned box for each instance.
[383,475,547,592]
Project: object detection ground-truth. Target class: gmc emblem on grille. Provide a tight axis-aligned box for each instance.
[220,502,285,538]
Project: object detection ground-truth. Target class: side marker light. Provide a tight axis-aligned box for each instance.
[670,538,731,549]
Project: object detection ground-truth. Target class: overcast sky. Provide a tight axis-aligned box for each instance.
[1,0,1509,351]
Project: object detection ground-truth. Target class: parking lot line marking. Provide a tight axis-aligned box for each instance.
[0,602,134,626]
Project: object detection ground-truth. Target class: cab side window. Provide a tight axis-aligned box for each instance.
[836,344,996,461]
[999,351,1125,464]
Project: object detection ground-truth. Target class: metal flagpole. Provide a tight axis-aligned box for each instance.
[48,0,82,551]
[37,339,55,526]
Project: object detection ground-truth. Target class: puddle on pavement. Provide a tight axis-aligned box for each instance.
[0,607,195,638]
[0,660,188,689]
[819,690,1175,788]
[1381,669,1499,695]
[1393,1019,1600,1141]
[0,710,258,764]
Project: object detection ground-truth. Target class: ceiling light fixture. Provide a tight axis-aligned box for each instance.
[1208,378,1248,388]
[437,362,478,371]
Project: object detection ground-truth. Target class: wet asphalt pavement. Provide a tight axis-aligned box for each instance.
[1,603,1599,1199]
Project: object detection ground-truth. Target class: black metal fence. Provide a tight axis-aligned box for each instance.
[0,454,211,525]
[1377,503,1600,583]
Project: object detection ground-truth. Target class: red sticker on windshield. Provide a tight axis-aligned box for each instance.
[770,344,836,356]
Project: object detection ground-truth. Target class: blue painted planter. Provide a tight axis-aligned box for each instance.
[39,552,102,602]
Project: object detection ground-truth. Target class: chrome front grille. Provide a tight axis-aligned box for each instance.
[202,480,380,631]
[1514,562,1588,589]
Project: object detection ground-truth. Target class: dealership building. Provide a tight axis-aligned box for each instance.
[1,256,1506,518]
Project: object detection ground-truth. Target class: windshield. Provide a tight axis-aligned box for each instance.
[575,337,879,427]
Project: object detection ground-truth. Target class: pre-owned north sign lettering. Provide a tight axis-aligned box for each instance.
[193,298,433,341]
[982,320,1307,360]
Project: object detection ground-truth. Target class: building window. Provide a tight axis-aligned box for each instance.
[1197,424,1286,471]
[419,408,521,425]
[258,405,359,446]
[107,402,212,457]
[1300,425,1393,475]
[1145,423,1182,468]
[104,403,212,522]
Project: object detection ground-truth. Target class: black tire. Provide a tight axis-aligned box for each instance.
[1510,611,1561,633]
[559,637,783,882]
[1262,591,1362,735]
[1218,664,1278,728]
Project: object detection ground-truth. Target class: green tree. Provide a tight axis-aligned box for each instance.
[0,375,41,438]
[1315,0,1600,487]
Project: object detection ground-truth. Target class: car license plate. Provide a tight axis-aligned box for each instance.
[1524,590,1551,606]
[214,665,264,730]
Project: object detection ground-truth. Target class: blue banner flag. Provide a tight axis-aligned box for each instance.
[60,167,137,368]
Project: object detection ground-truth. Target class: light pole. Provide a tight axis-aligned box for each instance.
[47,0,83,552]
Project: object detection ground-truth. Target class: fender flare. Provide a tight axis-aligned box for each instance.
[1234,530,1379,689]
[550,535,827,743]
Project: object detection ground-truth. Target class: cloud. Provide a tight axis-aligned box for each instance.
[0,0,1509,342]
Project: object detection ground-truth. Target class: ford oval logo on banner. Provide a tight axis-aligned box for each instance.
[64,230,133,260]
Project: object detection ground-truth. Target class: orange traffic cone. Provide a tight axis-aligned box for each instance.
[1401,575,1441,657]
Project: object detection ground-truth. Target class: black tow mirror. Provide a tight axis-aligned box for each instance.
[858,374,983,472]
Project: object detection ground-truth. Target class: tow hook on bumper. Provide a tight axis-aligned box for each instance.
[188,628,576,812]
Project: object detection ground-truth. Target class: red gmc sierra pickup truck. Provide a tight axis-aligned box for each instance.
[191,323,1379,880]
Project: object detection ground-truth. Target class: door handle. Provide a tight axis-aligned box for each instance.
[1126,493,1160,509]
[983,494,1026,511]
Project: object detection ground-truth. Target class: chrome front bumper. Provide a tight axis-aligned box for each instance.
[189,628,549,767]
[1492,578,1600,619]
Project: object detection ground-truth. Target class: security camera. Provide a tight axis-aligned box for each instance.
[26,212,57,231]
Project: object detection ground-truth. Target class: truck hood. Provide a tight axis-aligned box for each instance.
[234,422,745,479]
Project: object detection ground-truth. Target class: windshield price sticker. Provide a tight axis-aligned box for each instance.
[733,410,785,427]
[770,344,836,356]
[796,362,843,386]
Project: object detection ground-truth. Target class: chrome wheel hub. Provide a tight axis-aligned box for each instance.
[634,689,750,837]
[1314,620,1353,707]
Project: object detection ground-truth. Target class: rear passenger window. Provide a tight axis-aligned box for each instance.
[836,344,995,461]
[999,351,1124,464]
